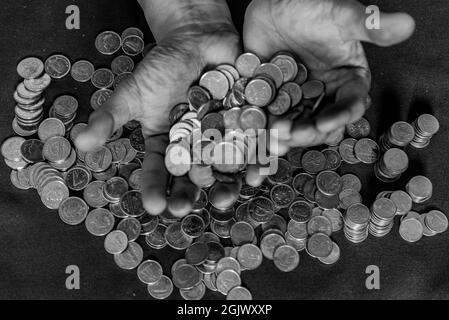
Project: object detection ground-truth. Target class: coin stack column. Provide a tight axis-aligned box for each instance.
[410,114,440,149]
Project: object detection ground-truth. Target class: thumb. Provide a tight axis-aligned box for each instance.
[75,77,139,152]
[344,2,415,46]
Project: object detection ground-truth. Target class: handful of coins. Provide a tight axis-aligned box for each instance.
[2,27,447,301]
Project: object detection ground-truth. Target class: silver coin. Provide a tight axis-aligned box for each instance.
[45,54,71,79]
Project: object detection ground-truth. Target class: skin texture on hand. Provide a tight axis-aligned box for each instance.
[243,0,415,150]
[242,0,415,187]
[75,0,241,217]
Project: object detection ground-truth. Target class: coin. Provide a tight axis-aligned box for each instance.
[406,176,433,203]
[180,282,206,300]
[346,118,371,139]
[322,149,342,171]
[200,70,229,100]
[106,141,126,164]
[84,147,113,172]
[301,150,326,174]
[42,136,71,163]
[83,181,108,208]
[147,275,173,300]
[235,53,261,78]
[339,138,360,164]
[2,137,25,161]
[137,260,163,285]
[117,217,141,242]
[104,230,128,255]
[38,118,65,142]
[45,54,71,79]
[255,63,284,88]
[185,242,209,266]
[181,214,206,238]
[172,264,201,289]
[302,80,325,99]
[239,106,267,131]
[113,72,132,89]
[341,174,362,193]
[316,171,342,196]
[17,57,44,79]
[322,209,343,232]
[169,103,190,125]
[95,31,122,55]
[91,68,114,89]
[85,208,115,236]
[23,73,51,92]
[288,200,312,223]
[237,244,263,270]
[111,55,134,75]
[270,184,295,209]
[165,222,193,250]
[227,286,253,300]
[90,89,113,111]
[268,90,292,116]
[389,190,412,216]
[399,218,423,243]
[120,190,145,218]
[307,233,333,258]
[145,224,168,249]
[71,60,95,82]
[216,257,241,275]
[244,78,274,107]
[260,232,286,260]
[354,138,380,164]
[19,139,43,163]
[273,244,300,272]
[230,222,255,246]
[114,241,143,270]
[248,196,275,223]
[165,141,191,177]
[122,35,144,56]
[425,210,448,234]
[58,197,89,225]
[40,180,70,209]
[216,269,241,295]
[318,242,340,265]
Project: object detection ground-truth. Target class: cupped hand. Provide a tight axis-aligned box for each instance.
[244,0,415,151]
[75,8,240,217]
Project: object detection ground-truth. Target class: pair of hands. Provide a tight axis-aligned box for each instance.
[75,0,415,217]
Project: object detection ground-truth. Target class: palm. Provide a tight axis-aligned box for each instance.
[126,29,240,137]
[244,0,370,96]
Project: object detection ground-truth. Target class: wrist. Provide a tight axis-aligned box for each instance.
[138,0,234,41]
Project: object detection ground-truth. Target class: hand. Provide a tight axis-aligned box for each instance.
[75,0,241,217]
[243,0,415,153]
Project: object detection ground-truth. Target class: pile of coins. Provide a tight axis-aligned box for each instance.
[3,30,448,301]
[14,58,51,136]
[410,114,440,149]
[378,121,415,151]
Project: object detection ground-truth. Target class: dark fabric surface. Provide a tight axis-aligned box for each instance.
[0,0,448,300]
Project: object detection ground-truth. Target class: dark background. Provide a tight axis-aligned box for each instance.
[0,0,448,300]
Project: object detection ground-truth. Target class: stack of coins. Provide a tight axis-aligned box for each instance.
[49,95,79,131]
[406,176,433,203]
[410,114,440,149]
[374,148,409,182]
[369,198,397,237]
[344,204,370,243]
[378,121,415,151]
[14,57,51,136]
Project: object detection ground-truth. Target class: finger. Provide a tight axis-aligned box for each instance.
[142,135,169,216]
[245,164,268,187]
[344,1,415,46]
[209,180,242,211]
[315,78,369,133]
[75,77,138,152]
[168,176,200,218]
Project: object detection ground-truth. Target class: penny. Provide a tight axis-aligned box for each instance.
[145,224,168,249]
[169,103,190,125]
[71,60,95,82]
[406,176,433,203]
[267,158,293,184]
[17,57,44,79]
[237,244,263,270]
[113,72,132,89]
[16,82,41,99]
[230,222,255,246]
[85,208,115,236]
[270,184,295,208]
[255,63,284,88]
[180,282,206,300]
[104,230,128,255]
[210,219,236,239]
[301,150,326,174]
[137,260,163,285]
[339,138,360,164]
[287,220,308,240]
[106,141,126,164]
[341,174,362,193]
[114,242,143,270]
[239,106,267,131]
[346,118,371,139]
[84,147,113,173]
[354,138,380,164]
[23,73,51,92]
[111,55,134,75]
[286,147,305,168]
[271,54,298,83]
[40,180,70,209]
[83,181,109,208]
[227,286,253,300]
[318,242,341,265]
[45,54,71,79]
[147,275,173,300]
[288,200,312,223]
[38,118,65,142]
[216,269,241,295]
[200,70,229,100]
[20,139,44,163]
[120,190,145,218]
[165,222,193,250]
[172,264,201,290]
[10,170,30,190]
[42,136,71,163]
[245,78,274,107]
[91,68,114,89]
[248,196,275,223]
[322,149,342,171]
[292,173,314,195]
[185,242,209,266]
[316,170,342,196]
[273,244,300,272]
[399,218,424,243]
[117,217,141,242]
[302,80,325,99]
[58,197,89,225]
[260,232,286,260]
[307,233,333,258]
[389,190,413,216]
[303,178,318,203]
[268,90,292,116]
[322,209,343,232]
[425,210,448,234]
[122,35,144,56]
[2,137,25,161]
[339,189,362,210]
[95,31,122,55]
[216,257,241,275]
[235,53,261,78]
[181,214,206,238]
